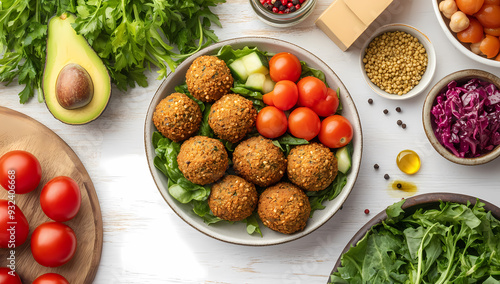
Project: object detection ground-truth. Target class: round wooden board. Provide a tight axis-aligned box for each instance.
[0,106,103,283]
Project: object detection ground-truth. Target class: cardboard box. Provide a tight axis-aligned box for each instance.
[315,0,393,51]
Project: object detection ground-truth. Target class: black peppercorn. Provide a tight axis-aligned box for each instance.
[290,6,296,12]
[397,120,402,126]
[383,109,388,114]
[292,0,300,4]
[274,1,281,8]
[374,164,379,169]
[384,174,390,180]
[395,107,401,112]
[397,183,402,189]
[402,123,407,129]
[263,3,273,10]
[279,5,286,11]
[368,98,373,104]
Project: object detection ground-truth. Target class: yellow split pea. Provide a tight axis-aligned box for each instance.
[363,31,428,96]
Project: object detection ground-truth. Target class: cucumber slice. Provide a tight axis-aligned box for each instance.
[335,146,351,174]
[228,58,248,81]
[263,75,275,94]
[241,52,269,75]
[244,73,267,92]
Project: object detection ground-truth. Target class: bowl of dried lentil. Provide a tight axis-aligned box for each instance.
[360,23,437,100]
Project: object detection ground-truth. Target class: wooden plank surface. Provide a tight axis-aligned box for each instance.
[1,0,500,283]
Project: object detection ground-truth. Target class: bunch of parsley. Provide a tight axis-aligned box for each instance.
[0,0,225,103]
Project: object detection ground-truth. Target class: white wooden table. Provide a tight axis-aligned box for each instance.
[2,0,500,283]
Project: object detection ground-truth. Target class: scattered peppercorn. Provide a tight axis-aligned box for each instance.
[374,163,379,169]
[384,173,390,180]
[261,0,305,13]
[368,98,373,104]
[395,107,401,112]
[397,119,402,126]
[402,123,407,129]
[396,183,402,189]
[364,209,370,214]
[383,109,388,114]
[363,31,428,96]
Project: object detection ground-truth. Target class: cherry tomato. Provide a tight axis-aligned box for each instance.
[296,76,327,108]
[33,273,70,284]
[0,150,42,194]
[0,268,22,284]
[263,80,298,110]
[0,200,29,248]
[288,107,321,141]
[269,52,301,82]
[496,52,500,60]
[484,27,500,36]
[319,115,353,148]
[311,88,340,117]
[256,106,288,139]
[456,0,484,14]
[475,4,500,28]
[31,222,77,267]
[480,34,500,57]
[40,176,81,222]
[485,0,500,4]
[457,17,484,43]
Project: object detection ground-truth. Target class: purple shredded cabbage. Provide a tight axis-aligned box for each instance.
[431,79,500,158]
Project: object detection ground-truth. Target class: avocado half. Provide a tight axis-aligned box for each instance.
[43,13,111,125]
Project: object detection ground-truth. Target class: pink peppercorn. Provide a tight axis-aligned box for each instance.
[364,209,370,214]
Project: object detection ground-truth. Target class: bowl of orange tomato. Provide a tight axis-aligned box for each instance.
[433,0,500,67]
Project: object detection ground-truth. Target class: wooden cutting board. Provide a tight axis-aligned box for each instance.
[0,106,103,283]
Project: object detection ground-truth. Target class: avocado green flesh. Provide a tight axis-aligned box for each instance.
[43,13,111,125]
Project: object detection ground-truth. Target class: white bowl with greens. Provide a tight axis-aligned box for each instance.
[144,37,362,246]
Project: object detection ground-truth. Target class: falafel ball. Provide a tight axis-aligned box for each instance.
[287,143,338,191]
[208,175,258,221]
[177,136,229,185]
[153,93,202,142]
[186,55,233,103]
[208,94,257,143]
[257,182,311,234]
[233,136,286,187]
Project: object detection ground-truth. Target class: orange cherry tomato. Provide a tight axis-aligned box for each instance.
[288,107,321,141]
[458,17,484,43]
[496,52,500,60]
[318,115,353,148]
[269,52,302,83]
[485,0,500,4]
[480,35,500,57]
[475,4,500,28]
[263,80,298,111]
[456,0,484,14]
[256,106,288,139]
[485,27,500,36]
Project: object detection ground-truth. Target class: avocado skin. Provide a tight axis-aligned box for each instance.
[43,13,111,125]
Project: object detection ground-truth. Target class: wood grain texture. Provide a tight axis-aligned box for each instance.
[0,0,500,283]
[0,107,103,283]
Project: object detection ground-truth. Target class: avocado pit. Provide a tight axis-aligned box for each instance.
[56,63,94,110]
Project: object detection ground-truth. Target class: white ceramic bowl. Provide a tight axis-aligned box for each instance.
[360,23,437,100]
[432,0,500,68]
[144,37,363,246]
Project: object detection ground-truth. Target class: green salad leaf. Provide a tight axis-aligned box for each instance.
[330,200,500,283]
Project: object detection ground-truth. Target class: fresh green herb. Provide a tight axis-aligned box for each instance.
[272,133,309,156]
[243,213,262,237]
[1,0,225,103]
[330,200,500,283]
[216,45,269,66]
[307,172,347,217]
[300,61,327,85]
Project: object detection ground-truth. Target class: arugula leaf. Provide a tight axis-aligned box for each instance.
[243,213,262,237]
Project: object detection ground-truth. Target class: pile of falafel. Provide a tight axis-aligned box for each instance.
[153,55,339,235]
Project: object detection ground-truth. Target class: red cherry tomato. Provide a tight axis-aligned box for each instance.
[269,52,302,82]
[31,222,77,267]
[319,115,354,148]
[0,199,29,248]
[33,273,70,284]
[311,88,340,117]
[288,107,321,141]
[456,0,484,14]
[485,27,500,36]
[296,76,327,108]
[457,17,484,43]
[485,0,500,4]
[256,106,288,139]
[475,4,500,28]
[263,80,298,110]
[0,268,22,284]
[40,176,81,222]
[0,150,42,194]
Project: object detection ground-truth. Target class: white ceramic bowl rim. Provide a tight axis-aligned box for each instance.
[359,23,437,101]
[422,69,500,165]
[144,36,363,246]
